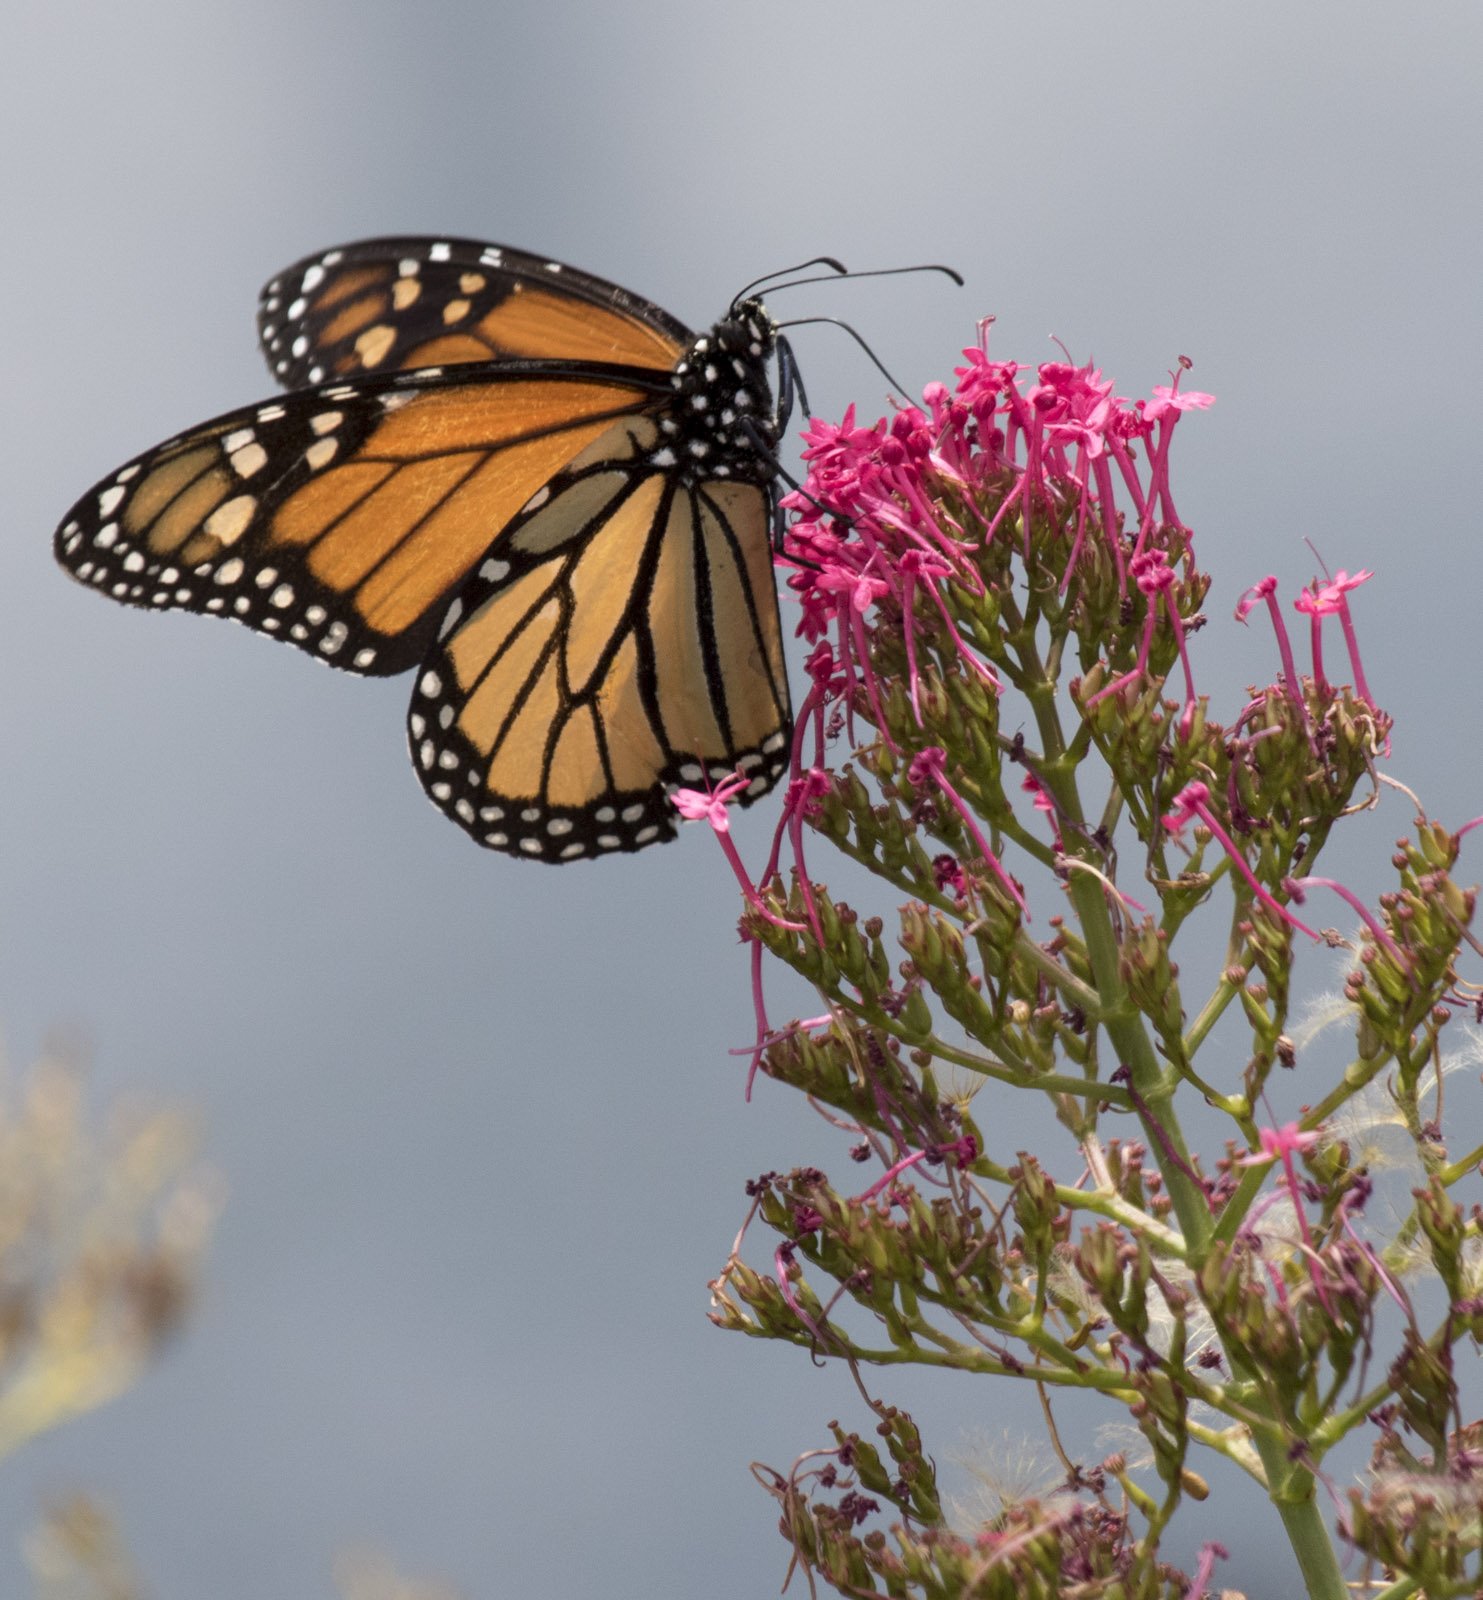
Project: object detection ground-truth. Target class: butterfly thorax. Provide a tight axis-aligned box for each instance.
[655,299,777,488]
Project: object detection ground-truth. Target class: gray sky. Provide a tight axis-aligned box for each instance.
[3,3,1482,1594]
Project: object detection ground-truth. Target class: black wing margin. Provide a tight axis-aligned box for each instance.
[257,236,693,391]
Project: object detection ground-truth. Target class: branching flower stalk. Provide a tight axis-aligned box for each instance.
[694,327,1483,1597]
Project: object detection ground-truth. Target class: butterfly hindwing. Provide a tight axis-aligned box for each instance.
[258,236,691,391]
[55,367,664,677]
[409,416,792,859]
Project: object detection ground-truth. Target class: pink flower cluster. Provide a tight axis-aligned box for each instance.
[779,332,1214,726]
[676,333,1217,1091]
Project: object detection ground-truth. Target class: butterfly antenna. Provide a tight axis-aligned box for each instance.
[776,316,916,399]
[731,256,849,309]
[763,261,963,298]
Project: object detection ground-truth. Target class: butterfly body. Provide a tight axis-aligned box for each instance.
[658,300,780,482]
[55,238,795,861]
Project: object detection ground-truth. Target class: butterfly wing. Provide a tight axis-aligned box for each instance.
[409,415,792,859]
[61,238,793,860]
[55,365,669,677]
[258,236,690,390]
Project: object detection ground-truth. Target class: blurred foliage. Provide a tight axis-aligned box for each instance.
[0,1046,215,1598]
[27,1495,141,1600]
[334,1549,464,1600]
[0,1048,217,1464]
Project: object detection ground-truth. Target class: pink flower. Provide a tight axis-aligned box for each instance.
[1294,567,1376,709]
[952,334,1021,429]
[815,563,892,615]
[1181,1542,1229,1600]
[1238,1121,1335,1317]
[1236,1122,1322,1167]
[1235,575,1279,624]
[1301,568,1374,613]
[1134,359,1211,542]
[1020,771,1063,850]
[1163,782,1319,940]
[671,772,803,933]
[673,771,752,834]
[1144,383,1215,422]
[1236,574,1309,731]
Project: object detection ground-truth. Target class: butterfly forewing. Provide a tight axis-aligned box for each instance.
[258,236,690,391]
[409,418,791,859]
[55,368,662,677]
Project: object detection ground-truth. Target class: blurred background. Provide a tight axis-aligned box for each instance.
[3,2,1481,1593]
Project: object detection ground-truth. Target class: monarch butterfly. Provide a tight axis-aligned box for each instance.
[54,236,797,861]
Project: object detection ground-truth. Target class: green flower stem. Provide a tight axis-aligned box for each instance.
[1158,985,1241,1113]
[810,989,1036,1083]
[728,1316,1144,1391]
[948,778,1060,870]
[1369,1578,1424,1600]
[1308,1379,1395,1457]
[1208,1162,1272,1249]
[1066,865,1212,1241]
[1162,1038,1244,1115]
[1247,1431,1349,1600]
[1182,967,1244,1059]
[1439,1142,1483,1185]
[1018,680,1353,1597]
[1299,1053,1393,1131]
[1044,1182,1186,1258]
[753,1284,1282,1443]
[1095,776,1126,840]
[1183,1416,1266,1480]
[808,833,964,917]
[960,1055,1114,1104]
[926,1047,1117,1102]
[1005,932,1103,1017]
[1016,662,1213,1245]
[813,980,1129,1102]
[1089,937,1350,1597]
